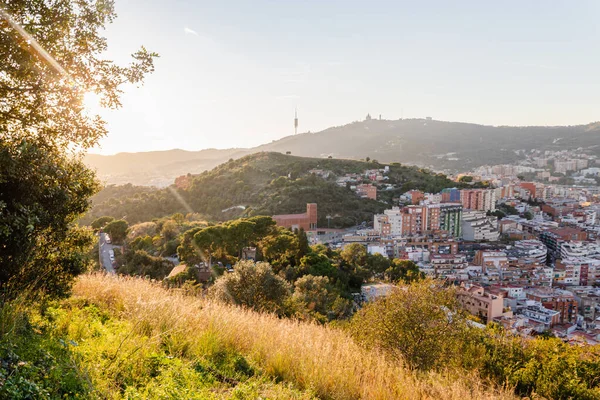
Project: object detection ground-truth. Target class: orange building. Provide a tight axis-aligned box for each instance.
[273,203,318,231]
[519,182,537,199]
[356,184,377,200]
[400,205,427,236]
[407,190,424,205]
[460,189,496,211]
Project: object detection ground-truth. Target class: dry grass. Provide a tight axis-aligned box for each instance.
[73,273,516,400]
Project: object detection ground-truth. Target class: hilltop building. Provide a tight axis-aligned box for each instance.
[273,203,318,231]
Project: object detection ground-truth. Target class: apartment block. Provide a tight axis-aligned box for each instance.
[457,284,504,324]
[526,287,578,325]
[462,210,500,241]
[460,189,496,212]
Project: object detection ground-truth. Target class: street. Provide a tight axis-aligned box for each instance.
[98,232,116,274]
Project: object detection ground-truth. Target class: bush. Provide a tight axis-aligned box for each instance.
[210,261,290,315]
[350,279,483,372]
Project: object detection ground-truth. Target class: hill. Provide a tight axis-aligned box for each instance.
[0,273,514,399]
[258,119,600,170]
[82,152,460,227]
[86,119,600,186]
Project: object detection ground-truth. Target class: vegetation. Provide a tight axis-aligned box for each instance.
[351,280,600,400]
[106,213,420,324]
[0,0,155,296]
[210,260,291,316]
[91,216,115,231]
[0,140,98,297]
[0,274,517,399]
[351,280,482,371]
[3,268,599,399]
[103,219,129,244]
[83,152,460,227]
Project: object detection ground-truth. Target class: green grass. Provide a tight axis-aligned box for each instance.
[0,297,315,399]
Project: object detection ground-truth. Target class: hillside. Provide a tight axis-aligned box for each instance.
[0,273,514,399]
[86,119,600,186]
[257,119,600,170]
[82,152,459,227]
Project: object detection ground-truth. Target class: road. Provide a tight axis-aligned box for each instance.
[98,232,116,274]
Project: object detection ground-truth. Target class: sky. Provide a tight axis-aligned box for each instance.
[89,0,600,155]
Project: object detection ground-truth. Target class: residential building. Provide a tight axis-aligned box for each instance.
[342,229,380,244]
[554,160,577,174]
[401,205,428,236]
[174,174,193,190]
[526,287,578,324]
[361,283,395,303]
[519,182,539,199]
[474,250,509,271]
[568,287,600,321]
[460,189,497,212]
[407,190,425,205]
[457,284,504,324]
[560,241,600,259]
[519,301,561,328]
[356,183,377,200]
[539,227,588,261]
[462,210,500,241]
[427,203,463,237]
[507,240,548,264]
[373,214,391,236]
[374,207,403,237]
[441,187,461,203]
[430,254,468,278]
[555,258,600,286]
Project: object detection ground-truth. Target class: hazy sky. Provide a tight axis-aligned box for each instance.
[90,0,600,154]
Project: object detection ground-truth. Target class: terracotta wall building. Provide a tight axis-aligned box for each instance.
[273,203,318,231]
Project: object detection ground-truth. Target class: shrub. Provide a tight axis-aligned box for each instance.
[209,261,290,315]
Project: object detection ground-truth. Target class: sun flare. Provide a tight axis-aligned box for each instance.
[82,90,102,114]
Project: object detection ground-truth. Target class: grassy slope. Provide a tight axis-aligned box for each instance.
[1,274,515,399]
[84,152,458,227]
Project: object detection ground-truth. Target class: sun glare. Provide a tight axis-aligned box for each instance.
[83,90,102,114]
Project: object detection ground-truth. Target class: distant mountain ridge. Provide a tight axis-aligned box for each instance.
[85,119,600,186]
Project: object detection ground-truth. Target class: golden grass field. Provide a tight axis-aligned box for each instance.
[71,273,516,400]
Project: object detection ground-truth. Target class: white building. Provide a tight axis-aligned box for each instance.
[462,210,500,241]
[508,240,548,264]
[560,242,600,259]
[361,283,396,303]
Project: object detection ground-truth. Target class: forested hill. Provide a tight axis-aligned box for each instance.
[86,119,600,186]
[82,152,459,228]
